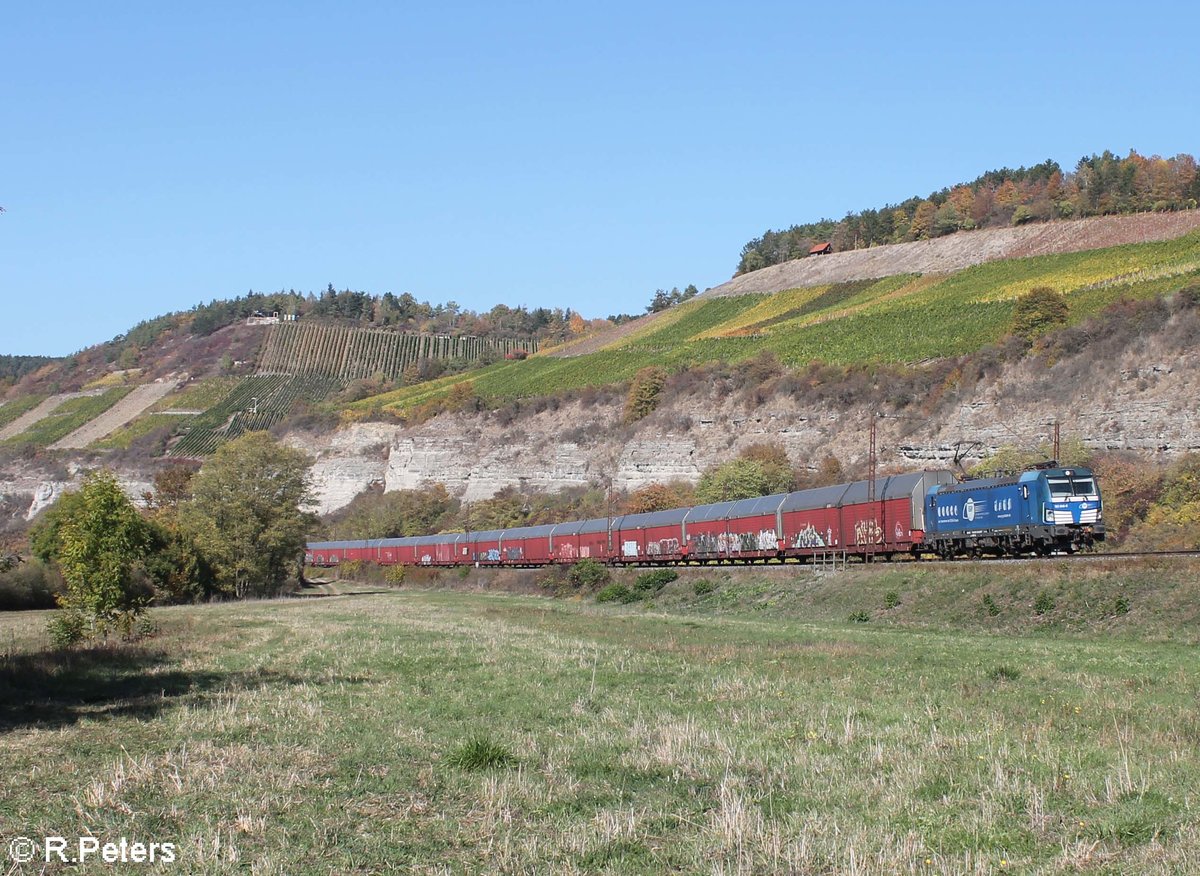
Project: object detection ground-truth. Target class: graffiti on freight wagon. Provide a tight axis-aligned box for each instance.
[689,530,779,555]
[791,524,830,549]
[853,519,884,545]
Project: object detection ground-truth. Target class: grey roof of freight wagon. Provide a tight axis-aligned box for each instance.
[727,493,788,519]
[468,529,504,542]
[839,473,928,505]
[501,524,557,540]
[367,537,416,548]
[550,519,586,536]
[413,533,455,546]
[780,483,851,512]
[685,500,739,523]
[307,540,363,549]
[616,507,692,529]
[577,517,614,535]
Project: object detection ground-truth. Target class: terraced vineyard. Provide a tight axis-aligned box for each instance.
[169,374,344,457]
[0,388,133,448]
[258,322,537,380]
[349,230,1200,415]
[0,394,47,431]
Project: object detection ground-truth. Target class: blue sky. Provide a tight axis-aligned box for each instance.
[3,1,1198,356]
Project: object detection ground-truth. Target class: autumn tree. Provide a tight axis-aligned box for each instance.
[43,470,153,643]
[739,442,797,493]
[145,465,196,509]
[141,463,214,605]
[908,200,937,240]
[695,444,797,504]
[181,432,314,598]
[445,380,480,412]
[1011,287,1069,341]
[623,366,668,424]
[797,454,845,489]
[695,459,775,503]
[624,481,696,514]
[1123,454,1200,550]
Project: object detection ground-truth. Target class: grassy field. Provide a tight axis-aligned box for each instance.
[3,562,1198,874]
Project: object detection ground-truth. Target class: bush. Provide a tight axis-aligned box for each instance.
[384,564,406,586]
[568,558,610,589]
[1012,286,1068,341]
[623,366,668,424]
[848,610,870,623]
[1033,591,1056,615]
[1113,595,1131,616]
[625,568,679,601]
[596,583,631,604]
[0,560,63,611]
[693,579,715,596]
[1176,285,1200,310]
[982,594,1001,617]
[884,590,901,610]
[47,610,87,649]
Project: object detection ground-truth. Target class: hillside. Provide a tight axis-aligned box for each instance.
[1,210,1199,533]
[351,222,1200,415]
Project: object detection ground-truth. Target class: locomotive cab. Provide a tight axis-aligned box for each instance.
[1032,467,1103,541]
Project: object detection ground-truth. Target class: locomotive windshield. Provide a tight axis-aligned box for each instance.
[1047,476,1097,498]
[1047,478,1072,498]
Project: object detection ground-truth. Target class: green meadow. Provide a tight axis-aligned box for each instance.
[3,560,1198,874]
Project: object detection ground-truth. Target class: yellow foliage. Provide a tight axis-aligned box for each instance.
[84,369,143,389]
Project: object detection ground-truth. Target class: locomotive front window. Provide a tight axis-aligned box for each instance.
[1048,478,1072,498]
[1072,478,1096,496]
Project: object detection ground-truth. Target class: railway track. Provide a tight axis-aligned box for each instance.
[595,549,1200,570]
[439,549,1200,572]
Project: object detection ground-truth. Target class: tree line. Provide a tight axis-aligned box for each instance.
[92,286,604,372]
[186,285,589,344]
[0,354,57,386]
[737,150,1200,274]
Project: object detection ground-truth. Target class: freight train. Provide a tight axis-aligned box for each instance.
[306,465,1104,568]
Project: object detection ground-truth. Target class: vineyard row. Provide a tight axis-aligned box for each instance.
[169,374,343,457]
[257,323,538,380]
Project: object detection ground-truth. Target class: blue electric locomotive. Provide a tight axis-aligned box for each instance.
[924,465,1104,557]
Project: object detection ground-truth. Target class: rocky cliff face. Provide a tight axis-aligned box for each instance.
[0,462,154,530]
